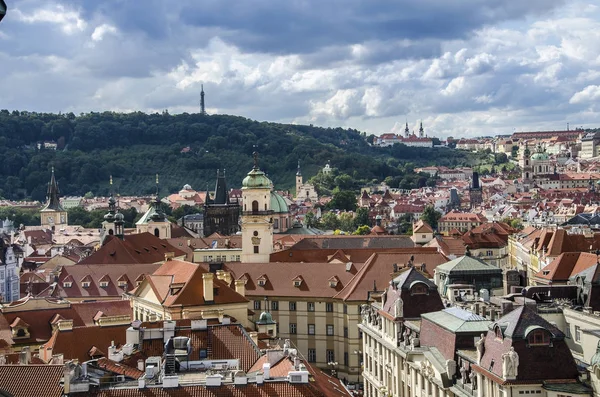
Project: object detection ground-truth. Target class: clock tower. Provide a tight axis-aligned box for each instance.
[241,153,274,263]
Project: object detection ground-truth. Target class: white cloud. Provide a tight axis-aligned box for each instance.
[13,4,86,34]
[91,24,118,42]
[570,85,600,104]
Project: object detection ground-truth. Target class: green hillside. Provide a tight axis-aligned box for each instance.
[0,110,478,201]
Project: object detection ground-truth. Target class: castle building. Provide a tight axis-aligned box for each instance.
[40,168,68,229]
[295,161,319,203]
[241,154,274,263]
[203,169,240,237]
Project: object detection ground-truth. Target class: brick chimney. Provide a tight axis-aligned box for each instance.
[202,273,214,302]
[234,280,245,296]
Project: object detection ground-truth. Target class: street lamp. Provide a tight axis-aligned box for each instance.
[328,361,338,378]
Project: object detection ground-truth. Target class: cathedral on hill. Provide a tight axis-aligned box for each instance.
[203,169,240,237]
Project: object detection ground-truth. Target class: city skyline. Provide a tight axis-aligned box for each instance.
[1,1,600,138]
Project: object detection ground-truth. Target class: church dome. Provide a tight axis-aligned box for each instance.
[242,168,272,189]
[104,212,115,222]
[182,184,192,190]
[531,152,549,161]
[257,311,275,324]
[270,192,289,214]
[114,212,124,222]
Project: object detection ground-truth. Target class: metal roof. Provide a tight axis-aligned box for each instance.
[422,308,491,333]
[435,255,502,275]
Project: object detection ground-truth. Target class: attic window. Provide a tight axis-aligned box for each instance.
[410,284,428,295]
[82,281,91,288]
[528,329,551,346]
[542,270,550,276]
[118,281,128,288]
[293,280,302,288]
[63,281,72,288]
[329,280,338,288]
[258,279,266,287]
[100,281,109,288]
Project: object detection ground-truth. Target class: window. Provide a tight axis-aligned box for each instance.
[290,323,297,334]
[575,326,582,342]
[308,349,316,362]
[528,330,550,346]
[359,330,363,339]
[411,283,428,295]
[82,282,90,288]
[308,302,315,312]
[344,327,348,338]
[495,327,503,339]
[422,235,426,238]
[289,302,296,311]
[63,281,72,288]
[254,246,259,254]
[486,250,493,256]
[254,301,261,310]
[565,323,572,339]
[199,349,208,359]
[344,352,349,367]
[100,281,109,288]
[326,302,334,312]
[326,350,335,362]
[308,324,315,335]
[252,200,259,212]
[271,301,279,311]
[343,304,347,314]
[327,325,334,336]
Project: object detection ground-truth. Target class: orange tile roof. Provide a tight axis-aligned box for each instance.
[0,365,64,397]
[534,252,598,282]
[78,232,186,265]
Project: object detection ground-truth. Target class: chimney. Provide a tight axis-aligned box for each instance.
[203,273,214,302]
[235,280,245,296]
[263,363,271,380]
[248,331,259,346]
[138,359,144,371]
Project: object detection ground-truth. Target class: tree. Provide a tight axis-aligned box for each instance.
[304,211,318,228]
[494,153,508,164]
[321,211,340,231]
[353,207,369,228]
[421,205,441,230]
[353,225,371,235]
[338,212,355,232]
[327,190,357,212]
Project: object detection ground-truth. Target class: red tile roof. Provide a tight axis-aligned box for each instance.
[0,365,64,397]
[78,233,186,265]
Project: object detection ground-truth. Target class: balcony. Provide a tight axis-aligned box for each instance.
[242,210,274,216]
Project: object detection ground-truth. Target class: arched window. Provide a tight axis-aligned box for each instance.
[108,229,114,235]
[264,203,267,211]
[410,283,428,295]
[495,326,503,340]
[252,200,259,212]
[528,329,551,346]
[154,228,160,237]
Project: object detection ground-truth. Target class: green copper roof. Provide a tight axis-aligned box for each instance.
[242,168,272,189]
[270,192,288,214]
[136,204,167,225]
[435,255,502,275]
[257,311,275,325]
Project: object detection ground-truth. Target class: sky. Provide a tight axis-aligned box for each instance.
[1,0,600,138]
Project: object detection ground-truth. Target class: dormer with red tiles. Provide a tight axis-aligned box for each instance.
[9,317,30,339]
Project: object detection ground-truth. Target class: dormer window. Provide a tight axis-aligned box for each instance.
[328,276,339,288]
[292,275,304,288]
[100,281,109,288]
[82,282,90,288]
[118,281,128,289]
[495,327,503,340]
[528,329,551,346]
[257,275,268,287]
[410,282,428,295]
[63,281,72,288]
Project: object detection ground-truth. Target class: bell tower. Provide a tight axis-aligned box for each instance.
[520,143,532,183]
[40,167,68,229]
[295,160,303,197]
[241,152,274,263]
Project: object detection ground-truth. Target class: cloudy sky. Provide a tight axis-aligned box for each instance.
[1,0,600,138]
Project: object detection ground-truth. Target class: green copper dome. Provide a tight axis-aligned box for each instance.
[242,168,272,189]
[531,152,549,161]
[270,192,289,214]
[257,311,275,325]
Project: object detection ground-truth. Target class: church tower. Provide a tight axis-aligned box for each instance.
[40,167,68,229]
[404,122,410,138]
[135,175,171,239]
[520,143,532,183]
[295,160,303,197]
[241,153,273,263]
[419,121,424,138]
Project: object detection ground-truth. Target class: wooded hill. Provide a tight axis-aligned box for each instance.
[0,110,479,201]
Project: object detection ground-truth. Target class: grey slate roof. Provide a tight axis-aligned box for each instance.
[492,305,564,339]
[435,254,502,276]
[422,307,491,333]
